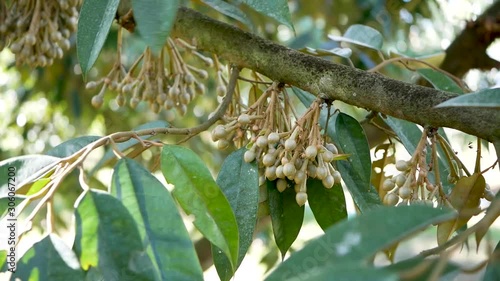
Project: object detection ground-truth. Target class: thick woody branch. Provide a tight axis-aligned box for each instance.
[171,8,500,142]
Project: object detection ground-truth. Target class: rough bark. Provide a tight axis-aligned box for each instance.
[171,8,500,142]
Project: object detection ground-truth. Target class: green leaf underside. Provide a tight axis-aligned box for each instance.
[328,24,383,50]
[267,180,305,258]
[77,0,120,77]
[112,158,203,281]
[265,205,455,280]
[0,155,60,196]
[416,68,463,94]
[333,113,382,211]
[46,136,101,157]
[212,148,259,281]
[10,235,84,281]
[73,190,156,281]
[307,179,347,231]
[131,0,180,53]
[236,0,293,30]
[201,0,254,30]
[91,120,169,174]
[160,145,239,269]
[436,88,500,108]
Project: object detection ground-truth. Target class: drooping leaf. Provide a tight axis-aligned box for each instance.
[333,113,382,211]
[161,145,239,269]
[483,240,500,281]
[46,136,101,158]
[416,68,463,94]
[212,148,259,281]
[265,205,455,280]
[10,235,84,281]
[77,0,120,77]
[307,179,347,231]
[267,180,304,258]
[112,158,203,281]
[73,190,156,280]
[201,0,254,30]
[436,88,500,108]
[236,0,293,30]
[131,0,180,53]
[328,24,383,50]
[91,120,169,174]
[437,173,485,245]
[0,155,60,196]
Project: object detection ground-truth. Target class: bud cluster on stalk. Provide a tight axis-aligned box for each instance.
[211,85,343,206]
[0,0,80,67]
[87,37,215,118]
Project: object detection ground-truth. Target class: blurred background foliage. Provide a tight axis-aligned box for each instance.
[0,0,499,276]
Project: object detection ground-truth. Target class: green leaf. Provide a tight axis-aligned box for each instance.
[267,263,398,281]
[307,179,347,231]
[265,205,456,280]
[333,113,382,211]
[91,120,169,174]
[267,180,304,258]
[384,256,460,281]
[0,196,26,219]
[236,0,294,30]
[329,24,383,50]
[131,0,180,53]
[436,88,500,108]
[416,68,463,94]
[0,155,60,196]
[161,145,239,269]
[212,148,259,281]
[201,0,254,30]
[73,190,155,281]
[77,0,120,77]
[112,158,203,281]
[11,234,84,281]
[46,136,101,157]
[483,240,500,281]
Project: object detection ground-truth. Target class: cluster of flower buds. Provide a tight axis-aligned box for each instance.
[381,159,416,205]
[87,37,214,116]
[0,0,80,67]
[212,84,344,206]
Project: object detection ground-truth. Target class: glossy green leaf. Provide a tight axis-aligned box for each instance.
[333,113,382,211]
[265,205,455,280]
[112,158,203,281]
[201,0,254,30]
[0,155,59,196]
[46,136,101,157]
[328,24,383,50]
[0,250,6,272]
[91,120,169,174]
[267,180,304,258]
[25,178,50,196]
[483,241,500,281]
[73,190,155,280]
[161,145,239,269]
[212,148,259,281]
[236,0,293,30]
[131,0,180,53]
[11,234,84,281]
[416,68,463,94]
[307,179,347,231]
[436,88,500,108]
[77,0,120,77]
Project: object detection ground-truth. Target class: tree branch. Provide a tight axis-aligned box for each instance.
[171,8,500,142]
